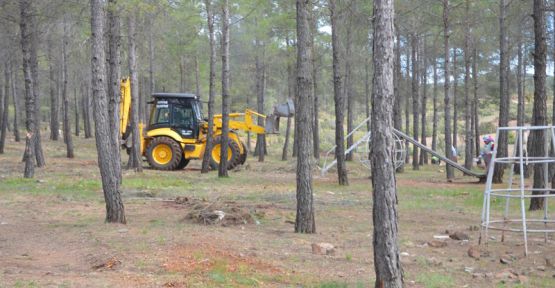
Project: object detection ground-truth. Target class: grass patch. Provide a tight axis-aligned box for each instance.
[416,272,454,288]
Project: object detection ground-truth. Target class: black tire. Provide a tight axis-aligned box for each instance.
[176,158,190,170]
[209,136,241,170]
[146,137,184,170]
[238,141,247,165]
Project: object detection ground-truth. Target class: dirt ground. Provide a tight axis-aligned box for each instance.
[1,135,555,287]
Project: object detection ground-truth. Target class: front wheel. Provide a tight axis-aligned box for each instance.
[146,137,184,170]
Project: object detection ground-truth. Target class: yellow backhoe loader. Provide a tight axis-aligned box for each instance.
[119,78,294,170]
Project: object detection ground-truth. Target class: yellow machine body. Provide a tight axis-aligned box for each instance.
[119,78,270,170]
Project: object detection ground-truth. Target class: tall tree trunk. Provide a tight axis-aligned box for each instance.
[19,0,37,177]
[493,0,510,184]
[47,37,59,141]
[452,48,458,150]
[0,63,8,154]
[371,0,403,286]
[529,0,547,210]
[74,88,80,136]
[367,54,372,132]
[107,0,122,178]
[463,0,472,170]
[432,43,438,152]
[83,85,93,139]
[394,29,403,172]
[195,56,201,98]
[254,35,266,162]
[420,39,428,165]
[11,63,20,142]
[312,16,320,160]
[295,0,315,234]
[282,37,293,161]
[30,7,45,168]
[514,30,525,174]
[443,0,454,180]
[330,0,348,185]
[473,47,480,157]
[411,33,419,170]
[90,0,126,223]
[345,9,354,162]
[180,56,186,92]
[127,11,142,172]
[201,0,216,173]
[61,19,74,159]
[404,44,410,164]
[218,0,231,177]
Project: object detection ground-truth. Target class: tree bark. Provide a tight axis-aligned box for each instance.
[90,0,126,223]
[0,63,8,154]
[30,4,45,168]
[19,0,37,178]
[61,18,74,158]
[126,11,142,172]
[420,38,428,165]
[194,55,201,98]
[254,34,266,162]
[74,88,80,136]
[47,36,60,141]
[371,0,403,286]
[83,84,93,139]
[312,14,320,160]
[432,42,438,152]
[493,0,509,184]
[411,33,419,170]
[473,47,480,157]
[463,0,472,170]
[107,0,122,177]
[295,0,315,234]
[330,0,348,185]
[404,43,410,164]
[530,0,547,210]
[201,0,216,173]
[453,48,458,150]
[218,0,231,177]
[443,0,454,180]
[282,37,293,161]
[11,63,20,142]
[345,7,354,162]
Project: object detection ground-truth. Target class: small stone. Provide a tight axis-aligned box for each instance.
[449,231,470,241]
[500,257,512,265]
[433,235,450,240]
[489,236,496,240]
[311,243,335,256]
[467,246,480,259]
[472,273,484,279]
[400,252,410,257]
[427,240,448,248]
[537,265,546,271]
[485,272,494,278]
[464,267,474,273]
[117,228,128,233]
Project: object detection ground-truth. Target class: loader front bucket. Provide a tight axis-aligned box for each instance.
[264,99,295,134]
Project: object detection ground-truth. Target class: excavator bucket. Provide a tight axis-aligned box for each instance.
[264,99,295,134]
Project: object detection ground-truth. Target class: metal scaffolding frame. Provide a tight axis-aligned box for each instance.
[480,126,555,256]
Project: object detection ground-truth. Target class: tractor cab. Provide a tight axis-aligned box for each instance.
[148,93,203,140]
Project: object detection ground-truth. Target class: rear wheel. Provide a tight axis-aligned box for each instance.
[209,136,241,170]
[238,141,247,165]
[146,137,183,170]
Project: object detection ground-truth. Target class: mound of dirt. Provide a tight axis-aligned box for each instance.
[176,197,263,226]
